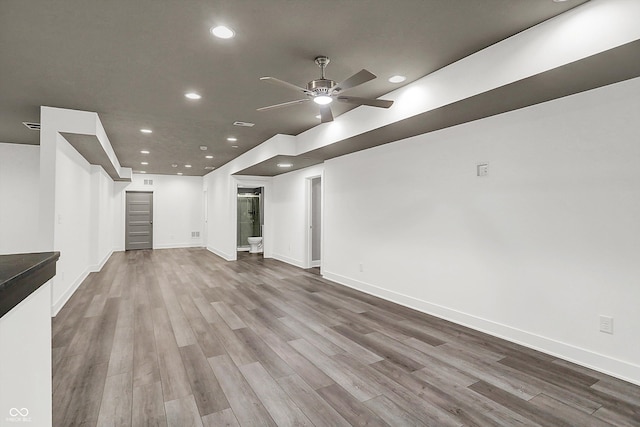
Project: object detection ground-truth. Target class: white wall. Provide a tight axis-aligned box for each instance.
[52,134,119,314]
[271,164,324,268]
[204,170,234,259]
[0,282,52,427]
[127,174,204,249]
[0,143,40,254]
[320,77,640,384]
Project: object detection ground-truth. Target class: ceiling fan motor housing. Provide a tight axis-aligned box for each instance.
[307,79,336,96]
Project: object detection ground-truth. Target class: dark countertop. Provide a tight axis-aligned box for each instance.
[0,252,60,319]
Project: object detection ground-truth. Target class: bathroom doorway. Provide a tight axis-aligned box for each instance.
[237,187,263,252]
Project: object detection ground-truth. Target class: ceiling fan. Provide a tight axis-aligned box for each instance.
[257,56,393,123]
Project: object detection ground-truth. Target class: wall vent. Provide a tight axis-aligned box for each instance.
[233,121,255,127]
[191,231,200,238]
[22,122,41,130]
[143,179,154,185]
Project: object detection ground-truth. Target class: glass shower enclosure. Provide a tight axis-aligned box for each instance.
[237,187,263,250]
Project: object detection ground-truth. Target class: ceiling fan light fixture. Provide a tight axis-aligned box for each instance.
[313,95,332,105]
[210,26,235,39]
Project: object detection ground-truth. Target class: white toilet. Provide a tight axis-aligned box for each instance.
[247,236,263,253]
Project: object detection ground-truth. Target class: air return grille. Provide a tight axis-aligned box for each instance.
[22,122,41,130]
[233,121,255,127]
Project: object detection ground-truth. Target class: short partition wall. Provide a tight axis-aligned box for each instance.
[0,252,60,427]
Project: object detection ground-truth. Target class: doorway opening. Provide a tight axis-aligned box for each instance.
[125,191,153,250]
[237,187,263,253]
[308,176,322,269]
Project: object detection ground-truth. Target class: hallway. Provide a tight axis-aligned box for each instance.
[52,249,640,426]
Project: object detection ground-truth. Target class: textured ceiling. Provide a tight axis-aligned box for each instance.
[0,0,589,176]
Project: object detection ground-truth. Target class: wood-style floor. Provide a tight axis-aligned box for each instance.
[52,248,640,426]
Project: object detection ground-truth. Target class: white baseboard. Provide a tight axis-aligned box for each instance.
[323,271,640,386]
[206,246,236,261]
[272,253,306,269]
[90,250,113,272]
[154,242,203,249]
[52,268,90,317]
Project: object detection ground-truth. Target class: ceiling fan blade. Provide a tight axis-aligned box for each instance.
[257,98,310,111]
[330,69,376,94]
[337,96,393,108]
[319,105,333,123]
[260,77,312,95]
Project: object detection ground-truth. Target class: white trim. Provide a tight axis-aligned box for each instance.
[272,253,307,269]
[322,270,640,386]
[90,249,113,272]
[207,245,236,261]
[233,176,273,259]
[305,174,323,270]
[154,242,203,249]
[52,268,90,317]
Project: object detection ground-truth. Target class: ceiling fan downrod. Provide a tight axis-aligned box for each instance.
[315,56,330,79]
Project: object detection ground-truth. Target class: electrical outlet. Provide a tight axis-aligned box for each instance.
[599,315,614,334]
[477,163,489,177]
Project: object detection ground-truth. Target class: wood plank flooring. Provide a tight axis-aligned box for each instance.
[52,248,640,426]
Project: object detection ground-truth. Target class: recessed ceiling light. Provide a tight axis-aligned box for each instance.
[227,137,237,142]
[210,25,235,39]
[140,150,150,154]
[171,164,178,168]
[205,155,213,159]
[177,172,183,176]
[313,95,332,105]
[231,145,239,148]
[388,75,406,83]
[552,0,568,2]
[205,166,215,170]
[141,162,148,165]
[277,163,293,168]
[185,164,192,168]
[185,92,201,100]
[315,115,321,119]
[140,129,152,134]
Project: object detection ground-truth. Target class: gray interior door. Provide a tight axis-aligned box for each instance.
[125,191,153,250]
[311,177,321,264]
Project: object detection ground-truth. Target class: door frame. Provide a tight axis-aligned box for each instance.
[125,190,154,250]
[306,174,323,269]
[232,176,272,260]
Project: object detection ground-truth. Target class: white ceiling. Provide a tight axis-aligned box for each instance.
[0,0,592,176]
